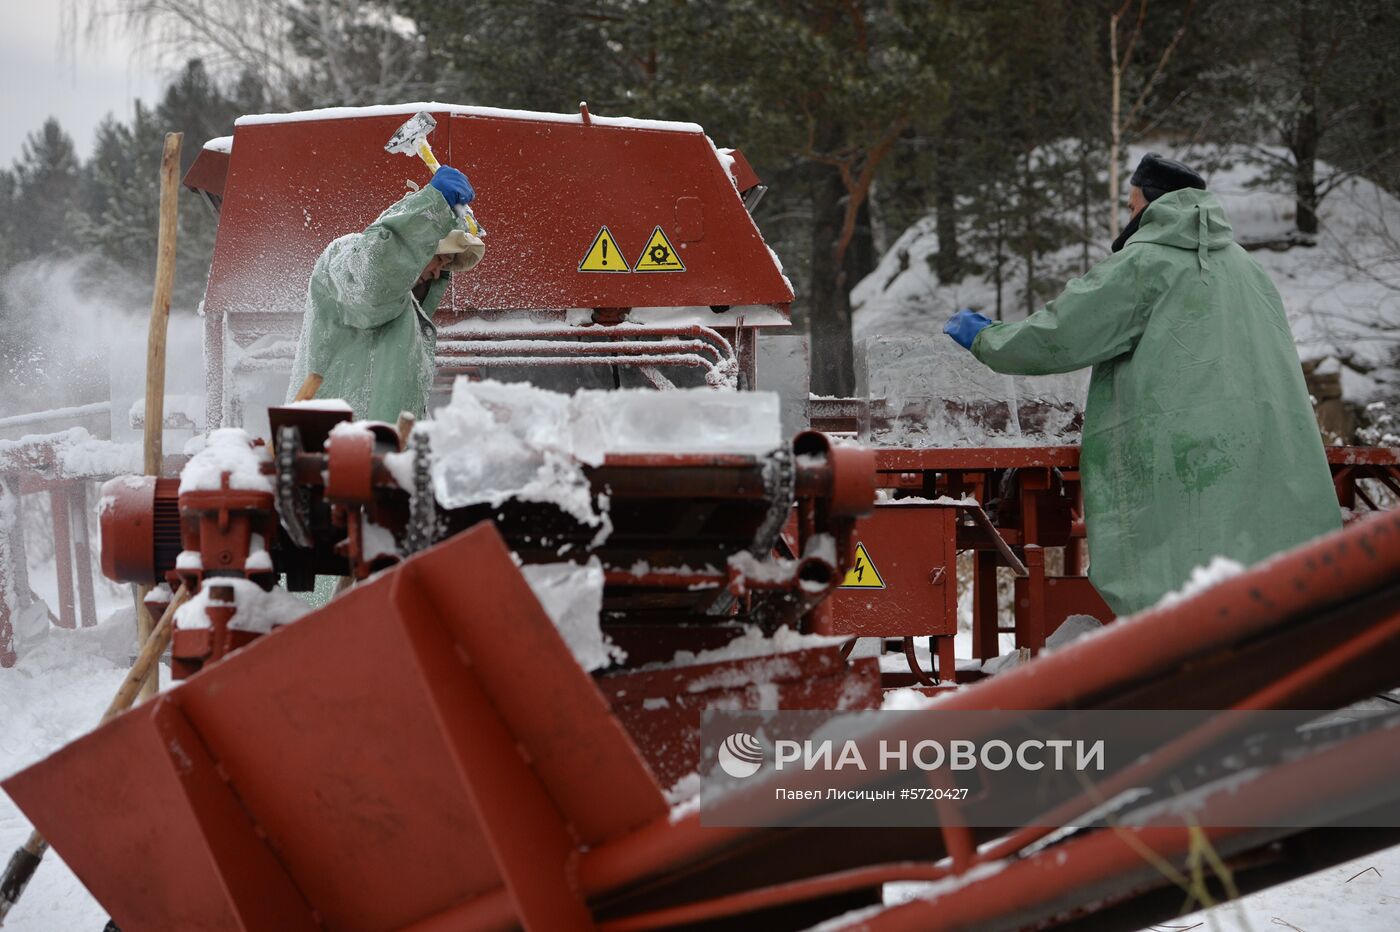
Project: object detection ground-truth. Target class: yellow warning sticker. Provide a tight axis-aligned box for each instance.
[840,542,886,589]
[579,226,630,272]
[633,226,686,273]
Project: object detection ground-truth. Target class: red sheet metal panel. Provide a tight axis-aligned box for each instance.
[827,504,959,637]
[5,522,666,931]
[601,649,881,787]
[182,146,230,200]
[201,106,793,319]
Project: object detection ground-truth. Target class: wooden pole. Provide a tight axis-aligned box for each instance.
[136,131,183,701]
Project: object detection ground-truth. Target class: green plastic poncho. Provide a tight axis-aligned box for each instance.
[288,186,458,422]
[972,189,1341,616]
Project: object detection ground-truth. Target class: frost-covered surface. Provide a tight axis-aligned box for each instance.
[178,428,273,495]
[236,102,704,135]
[853,144,1400,413]
[387,379,781,528]
[173,577,310,634]
[0,428,141,479]
[518,558,623,671]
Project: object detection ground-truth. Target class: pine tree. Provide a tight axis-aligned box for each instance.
[156,59,243,306]
[10,118,83,261]
[0,169,17,271]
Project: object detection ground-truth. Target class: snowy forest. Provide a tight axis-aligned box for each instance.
[2,0,1399,411]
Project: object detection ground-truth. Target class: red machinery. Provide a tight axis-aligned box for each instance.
[7,435,1400,929]
[95,403,881,783]
[817,436,1400,687]
[4,102,1400,929]
[183,104,793,430]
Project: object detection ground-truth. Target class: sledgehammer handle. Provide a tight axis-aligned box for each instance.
[415,139,441,173]
[0,585,188,925]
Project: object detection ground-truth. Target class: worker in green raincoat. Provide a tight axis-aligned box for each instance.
[288,166,485,422]
[944,153,1340,616]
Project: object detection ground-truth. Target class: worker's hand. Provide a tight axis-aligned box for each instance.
[943,308,994,351]
[429,166,475,208]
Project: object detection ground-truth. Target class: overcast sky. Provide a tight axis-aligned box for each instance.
[0,1,165,166]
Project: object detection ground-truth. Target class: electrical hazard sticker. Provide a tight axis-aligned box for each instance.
[579,226,630,272]
[633,226,686,272]
[840,542,886,589]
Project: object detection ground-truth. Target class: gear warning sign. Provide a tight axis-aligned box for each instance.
[579,226,631,272]
[633,226,686,272]
[840,543,886,589]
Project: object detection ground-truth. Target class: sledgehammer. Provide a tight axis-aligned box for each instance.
[384,110,485,236]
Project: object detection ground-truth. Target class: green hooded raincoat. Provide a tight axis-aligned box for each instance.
[288,186,458,422]
[972,189,1341,616]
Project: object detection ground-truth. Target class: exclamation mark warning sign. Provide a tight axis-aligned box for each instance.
[578,226,630,272]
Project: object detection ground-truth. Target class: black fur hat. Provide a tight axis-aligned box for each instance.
[1130,152,1206,201]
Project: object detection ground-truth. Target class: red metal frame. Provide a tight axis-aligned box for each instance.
[834,444,1400,688]
[10,509,1400,930]
[192,106,794,427]
[1,433,133,664]
[200,107,792,319]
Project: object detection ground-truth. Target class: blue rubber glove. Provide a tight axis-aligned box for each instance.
[429,166,475,208]
[943,308,994,351]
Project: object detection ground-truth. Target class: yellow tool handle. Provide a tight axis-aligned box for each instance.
[416,139,441,173]
[413,134,484,236]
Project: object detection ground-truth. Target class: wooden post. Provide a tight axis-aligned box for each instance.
[47,487,76,630]
[69,484,98,628]
[136,131,183,701]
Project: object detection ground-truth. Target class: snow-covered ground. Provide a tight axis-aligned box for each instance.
[0,612,137,931]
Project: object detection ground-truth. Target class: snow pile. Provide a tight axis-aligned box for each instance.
[727,533,839,592]
[387,379,782,528]
[245,533,273,571]
[178,428,273,495]
[126,393,204,430]
[0,428,141,479]
[361,521,398,561]
[519,558,623,671]
[857,336,1087,447]
[284,399,352,412]
[1155,555,1246,607]
[655,625,849,669]
[237,101,705,135]
[173,577,310,634]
